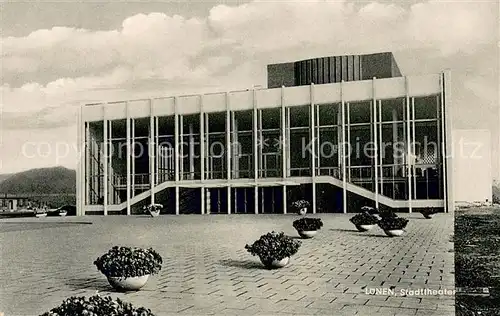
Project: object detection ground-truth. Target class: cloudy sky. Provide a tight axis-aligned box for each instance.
[0,0,499,180]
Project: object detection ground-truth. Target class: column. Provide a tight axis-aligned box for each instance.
[286,107,291,176]
[179,115,184,180]
[149,99,155,206]
[131,119,135,197]
[109,120,113,205]
[174,97,180,215]
[200,95,205,215]
[76,104,83,215]
[204,111,210,179]
[310,83,317,214]
[226,93,231,214]
[411,97,416,202]
[393,108,399,198]
[281,86,287,214]
[347,102,351,182]
[189,123,195,179]
[405,77,413,213]
[253,88,259,214]
[379,100,384,198]
[126,102,131,215]
[232,112,238,178]
[443,70,454,213]
[85,122,90,210]
[103,109,108,216]
[206,188,211,214]
[341,81,347,213]
[372,78,379,208]
[155,116,159,186]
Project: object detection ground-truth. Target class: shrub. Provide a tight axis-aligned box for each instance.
[245,232,301,265]
[350,212,379,226]
[293,218,324,231]
[378,217,409,231]
[94,246,162,278]
[40,295,155,316]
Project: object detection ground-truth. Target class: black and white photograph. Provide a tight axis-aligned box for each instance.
[0,1,499,315]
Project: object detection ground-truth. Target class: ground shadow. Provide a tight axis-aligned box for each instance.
[329,228,361,233]
[64,277,113,291]
[365,234,389,238]
[218,259,264,270]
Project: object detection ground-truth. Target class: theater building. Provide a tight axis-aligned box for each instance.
[76,52,454,215]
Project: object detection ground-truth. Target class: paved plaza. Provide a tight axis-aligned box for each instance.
[0,213,455,316]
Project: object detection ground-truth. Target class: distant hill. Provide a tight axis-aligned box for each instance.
[0,174,12,184]
[0,167,75,194]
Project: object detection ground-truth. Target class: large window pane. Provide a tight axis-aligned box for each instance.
[414,96,438,120]
[349,101,371,124]
[317,104,339,126]
[261,108,281,130]
[381,98,404,122]
[318,128,338,167]
[289,105,310,128]
[349,125,373,166]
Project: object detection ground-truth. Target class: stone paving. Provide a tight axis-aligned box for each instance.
[0,213,455,316]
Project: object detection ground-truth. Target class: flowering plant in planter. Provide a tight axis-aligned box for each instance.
[350,212,379,226]
[292,199,310,209]
[293,218,323,231]
[379,209,398,220]
[361,206,382,220]
[419,208,439,219]
[361,206,379,215]
[293,217,324,238]
[144,204,163,217]
[245,232,301,268]
[94,246,163,278]
[40,294,155,316]
[378,217,409,231]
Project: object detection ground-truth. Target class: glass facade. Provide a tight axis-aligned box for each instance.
[81,72,450,215]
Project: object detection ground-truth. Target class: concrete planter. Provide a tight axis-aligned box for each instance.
[298,230,317,238]
[149,210,160,217]
[356,224,375,232]
[107,275,150,291]
[35,213,47,218]
[384,229,405,237]
[261,257,290,269]
[58,211,67,217]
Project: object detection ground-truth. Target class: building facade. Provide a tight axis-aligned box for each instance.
[76,53,454,216]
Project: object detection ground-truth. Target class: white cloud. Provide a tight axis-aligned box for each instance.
[0,0,498,174]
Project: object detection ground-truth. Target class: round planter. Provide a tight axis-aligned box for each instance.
[149,210,160,217]
[35,213,47,218]
[107,275,150,291]
[58,211,67,217]
[298,208,307,215]
[356,224,375,232]
[298,230,317,238]
[261,257,290,269]
[384,229,405,237]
